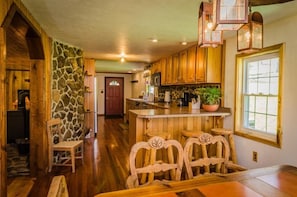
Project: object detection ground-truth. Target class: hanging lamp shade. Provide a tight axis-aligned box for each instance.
[237,11,263,52]
[213,0,248,31]
[198,2,223,47]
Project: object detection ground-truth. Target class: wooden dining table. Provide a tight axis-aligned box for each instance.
[94,165,297,197]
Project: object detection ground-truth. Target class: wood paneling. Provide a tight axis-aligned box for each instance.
[1,1,52,196]
[5,70,30,110]
[84,58,95,137]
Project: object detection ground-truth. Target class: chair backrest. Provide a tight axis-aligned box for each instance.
[183,133,230,179]
[126,136,183,188]
[47,118,62,155]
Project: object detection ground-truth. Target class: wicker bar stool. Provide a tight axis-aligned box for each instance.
[210,128,237,164]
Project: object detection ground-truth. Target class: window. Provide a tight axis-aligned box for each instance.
[109,80,120,86]
[234,44,283,147]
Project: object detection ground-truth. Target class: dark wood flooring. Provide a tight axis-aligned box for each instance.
[27,116,130,197]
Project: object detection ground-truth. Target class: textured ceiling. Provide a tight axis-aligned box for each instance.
[21,0,297,73]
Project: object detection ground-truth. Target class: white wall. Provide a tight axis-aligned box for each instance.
[95,73,132,115]
[131,71,146,98]
[224,13,297,169]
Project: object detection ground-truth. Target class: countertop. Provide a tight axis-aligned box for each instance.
[129,107,231,118]
[126,98,170,109]
[127,98,231,118]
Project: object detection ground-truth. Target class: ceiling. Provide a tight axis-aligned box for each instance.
[21,0,297,73]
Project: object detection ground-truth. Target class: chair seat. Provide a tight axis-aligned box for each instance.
[211,128,233,135]
[181,130,204,138]
[53,140,83,149]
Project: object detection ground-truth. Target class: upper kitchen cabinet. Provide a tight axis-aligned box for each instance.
[172,53,180,84]
[159,58,167,85]
[150,60,161,74]
[196,45,222,83]
[184,45,197,84]
[178,49,187,83]
[165,56,173,85]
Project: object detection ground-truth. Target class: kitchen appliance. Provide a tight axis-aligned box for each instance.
[151,72,161,87]
[182,92,190,106]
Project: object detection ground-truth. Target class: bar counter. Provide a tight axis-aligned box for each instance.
[129,106,231,119]
[128,103,231,166]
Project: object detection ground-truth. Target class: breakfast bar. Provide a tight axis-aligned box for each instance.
[128,106,231,147]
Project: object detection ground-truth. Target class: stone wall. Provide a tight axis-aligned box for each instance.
[51,40,84,140]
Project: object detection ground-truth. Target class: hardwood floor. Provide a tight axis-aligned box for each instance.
[27,116,130,197]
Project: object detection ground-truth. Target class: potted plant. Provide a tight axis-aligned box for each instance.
[197,87,221,112]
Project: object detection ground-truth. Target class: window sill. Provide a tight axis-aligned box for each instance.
[235,130,281,148]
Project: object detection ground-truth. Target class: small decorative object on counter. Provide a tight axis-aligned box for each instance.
[196,87,221,112]
[190,96,200,109]
[164,91,170,104]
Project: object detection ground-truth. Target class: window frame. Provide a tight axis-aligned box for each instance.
[234,43,284,148]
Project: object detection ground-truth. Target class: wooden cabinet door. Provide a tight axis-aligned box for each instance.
[160,58,167,85]
[166,56,173,84]
[178,50,187,83]
[185,45,196,83]
[172,53,179,83]
[206,45,222,83]
[151,61,160,74]
[195,46,207,82]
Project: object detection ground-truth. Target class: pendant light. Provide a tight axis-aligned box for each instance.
[198,2,223,47]
[237,11,263,52]
[213,0,248,31]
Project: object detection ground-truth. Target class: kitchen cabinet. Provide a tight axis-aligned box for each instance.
[150,43,223,86]
[185,45,197,83]
[196,45,222,83]
[165,56,173,85]
[172,53,179,83]
[178,49,187,83]
[160,58,167,85]
[150,61,161,74]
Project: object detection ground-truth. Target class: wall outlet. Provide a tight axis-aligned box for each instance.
[252,151,258,162]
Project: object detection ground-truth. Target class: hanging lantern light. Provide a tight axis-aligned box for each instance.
[198,2,223,47]
[213,0,248,31]
[237,11,263,52]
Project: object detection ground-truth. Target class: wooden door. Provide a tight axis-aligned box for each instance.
[105,77,124,116]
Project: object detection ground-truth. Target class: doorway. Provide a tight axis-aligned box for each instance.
[1,5,45,194]
[105,77,124,117]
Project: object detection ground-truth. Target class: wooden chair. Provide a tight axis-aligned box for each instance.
[126,136,183,188]
[47,175,69,197]
[211,128,237,164]
[183,133,246,179]
[47,118,84,173]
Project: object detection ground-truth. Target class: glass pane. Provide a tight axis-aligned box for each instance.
[247,62,258,77]
[255,113,266,131]
[255,96,267,114]
[270,58,279,77]
[258,77,269,94]
[246,78,258,94]
[249,96,255,111]
[267,97,278,115]
[248,112,255,129]
[258,60,270,77]
[267,115,277,134]
[109,80,119,86]
[270,77,279,95]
